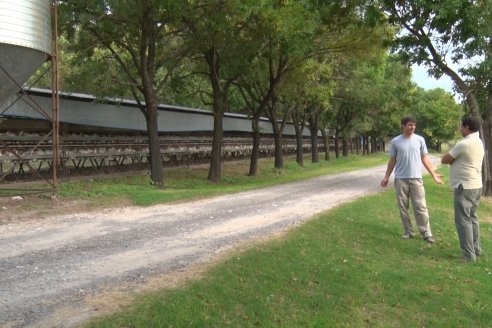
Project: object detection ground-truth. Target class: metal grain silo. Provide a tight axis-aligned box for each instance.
[0,0,51,105]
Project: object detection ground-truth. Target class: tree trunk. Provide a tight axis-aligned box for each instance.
[273,131,284,169]
[205,49,225,183]
[140,89,164,188]
[266,101,287,170]
[362,135,368,156]
[482,82,492,195]
[484,124,492,194]
[249,115,261,176]
[296,135,304,166]
[208,110,223,182]
[308,112,320,163]
[342,135,349,157]
[334,130,340,158]
[291,113,304,166]
[355,133,360,155]
[310,126,319,163]
[321,128,331,161]
[146,107,164,188]
[464,91,492,195]
[483,39,492,195]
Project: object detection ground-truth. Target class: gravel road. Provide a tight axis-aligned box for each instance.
[0,165,390,327]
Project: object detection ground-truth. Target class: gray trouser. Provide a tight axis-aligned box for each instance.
[454,187,482,261]
[395,178,432,237]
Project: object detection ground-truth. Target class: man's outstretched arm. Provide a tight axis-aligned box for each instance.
[422,154,444,184]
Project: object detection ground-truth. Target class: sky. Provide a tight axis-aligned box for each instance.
[412,64,454,93]
[411,64,464,103]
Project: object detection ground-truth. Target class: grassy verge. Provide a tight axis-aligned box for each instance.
[57,153,387,206]
[83,164,492,327]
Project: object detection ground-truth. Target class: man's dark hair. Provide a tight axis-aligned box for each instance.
[462,115,481,132]
[401,116,417,126]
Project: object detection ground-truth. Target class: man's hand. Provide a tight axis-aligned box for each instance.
[433,174,444,185]
[380,177,389,188]
[441,153,455,165]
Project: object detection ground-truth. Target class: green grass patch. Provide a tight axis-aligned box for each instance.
[57,153,387,206]
[83,166,492,327]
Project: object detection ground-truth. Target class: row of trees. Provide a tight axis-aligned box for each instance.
[45,1,476,191]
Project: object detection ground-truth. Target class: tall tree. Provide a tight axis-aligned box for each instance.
[281,59,333,164]
[251,1,320,170]
[381,0,492,194]
[278,64,315,167]
[256,0,385,168]
[58,0,185,188]
[235,58,279,176]
[355,55,414,154]
[326,54,395,157]
[412,87,462,151]
[181,0,259,182]
[310,0,394,157]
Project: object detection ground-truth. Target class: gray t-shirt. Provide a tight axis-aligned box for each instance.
[389,134,428,179]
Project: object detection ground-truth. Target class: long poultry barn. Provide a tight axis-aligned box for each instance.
[0,89,321,179]
[0,88,306,137]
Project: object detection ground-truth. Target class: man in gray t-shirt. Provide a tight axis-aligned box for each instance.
[380,116,443,243]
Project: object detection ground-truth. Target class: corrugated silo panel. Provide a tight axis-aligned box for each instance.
[0,0,51,54]
[0,0,51,105]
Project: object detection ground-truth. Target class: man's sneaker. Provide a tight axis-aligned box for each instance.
[424,236,435,243]
[401,232,415,239]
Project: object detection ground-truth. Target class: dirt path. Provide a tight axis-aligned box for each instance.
[0,165,389,327]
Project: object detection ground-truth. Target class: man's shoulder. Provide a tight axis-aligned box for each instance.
[466,133,484,145]
[449,138,468,156]
[459,134,484,151]
[391,134,404,142]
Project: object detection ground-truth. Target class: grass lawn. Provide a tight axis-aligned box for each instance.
[81,161,492,327]
[57,153,387,207]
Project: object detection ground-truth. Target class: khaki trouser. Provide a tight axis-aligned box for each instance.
[454,187,481,261]
[395,178,432,238]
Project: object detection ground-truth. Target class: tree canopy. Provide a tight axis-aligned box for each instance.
[33,1,465,184]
